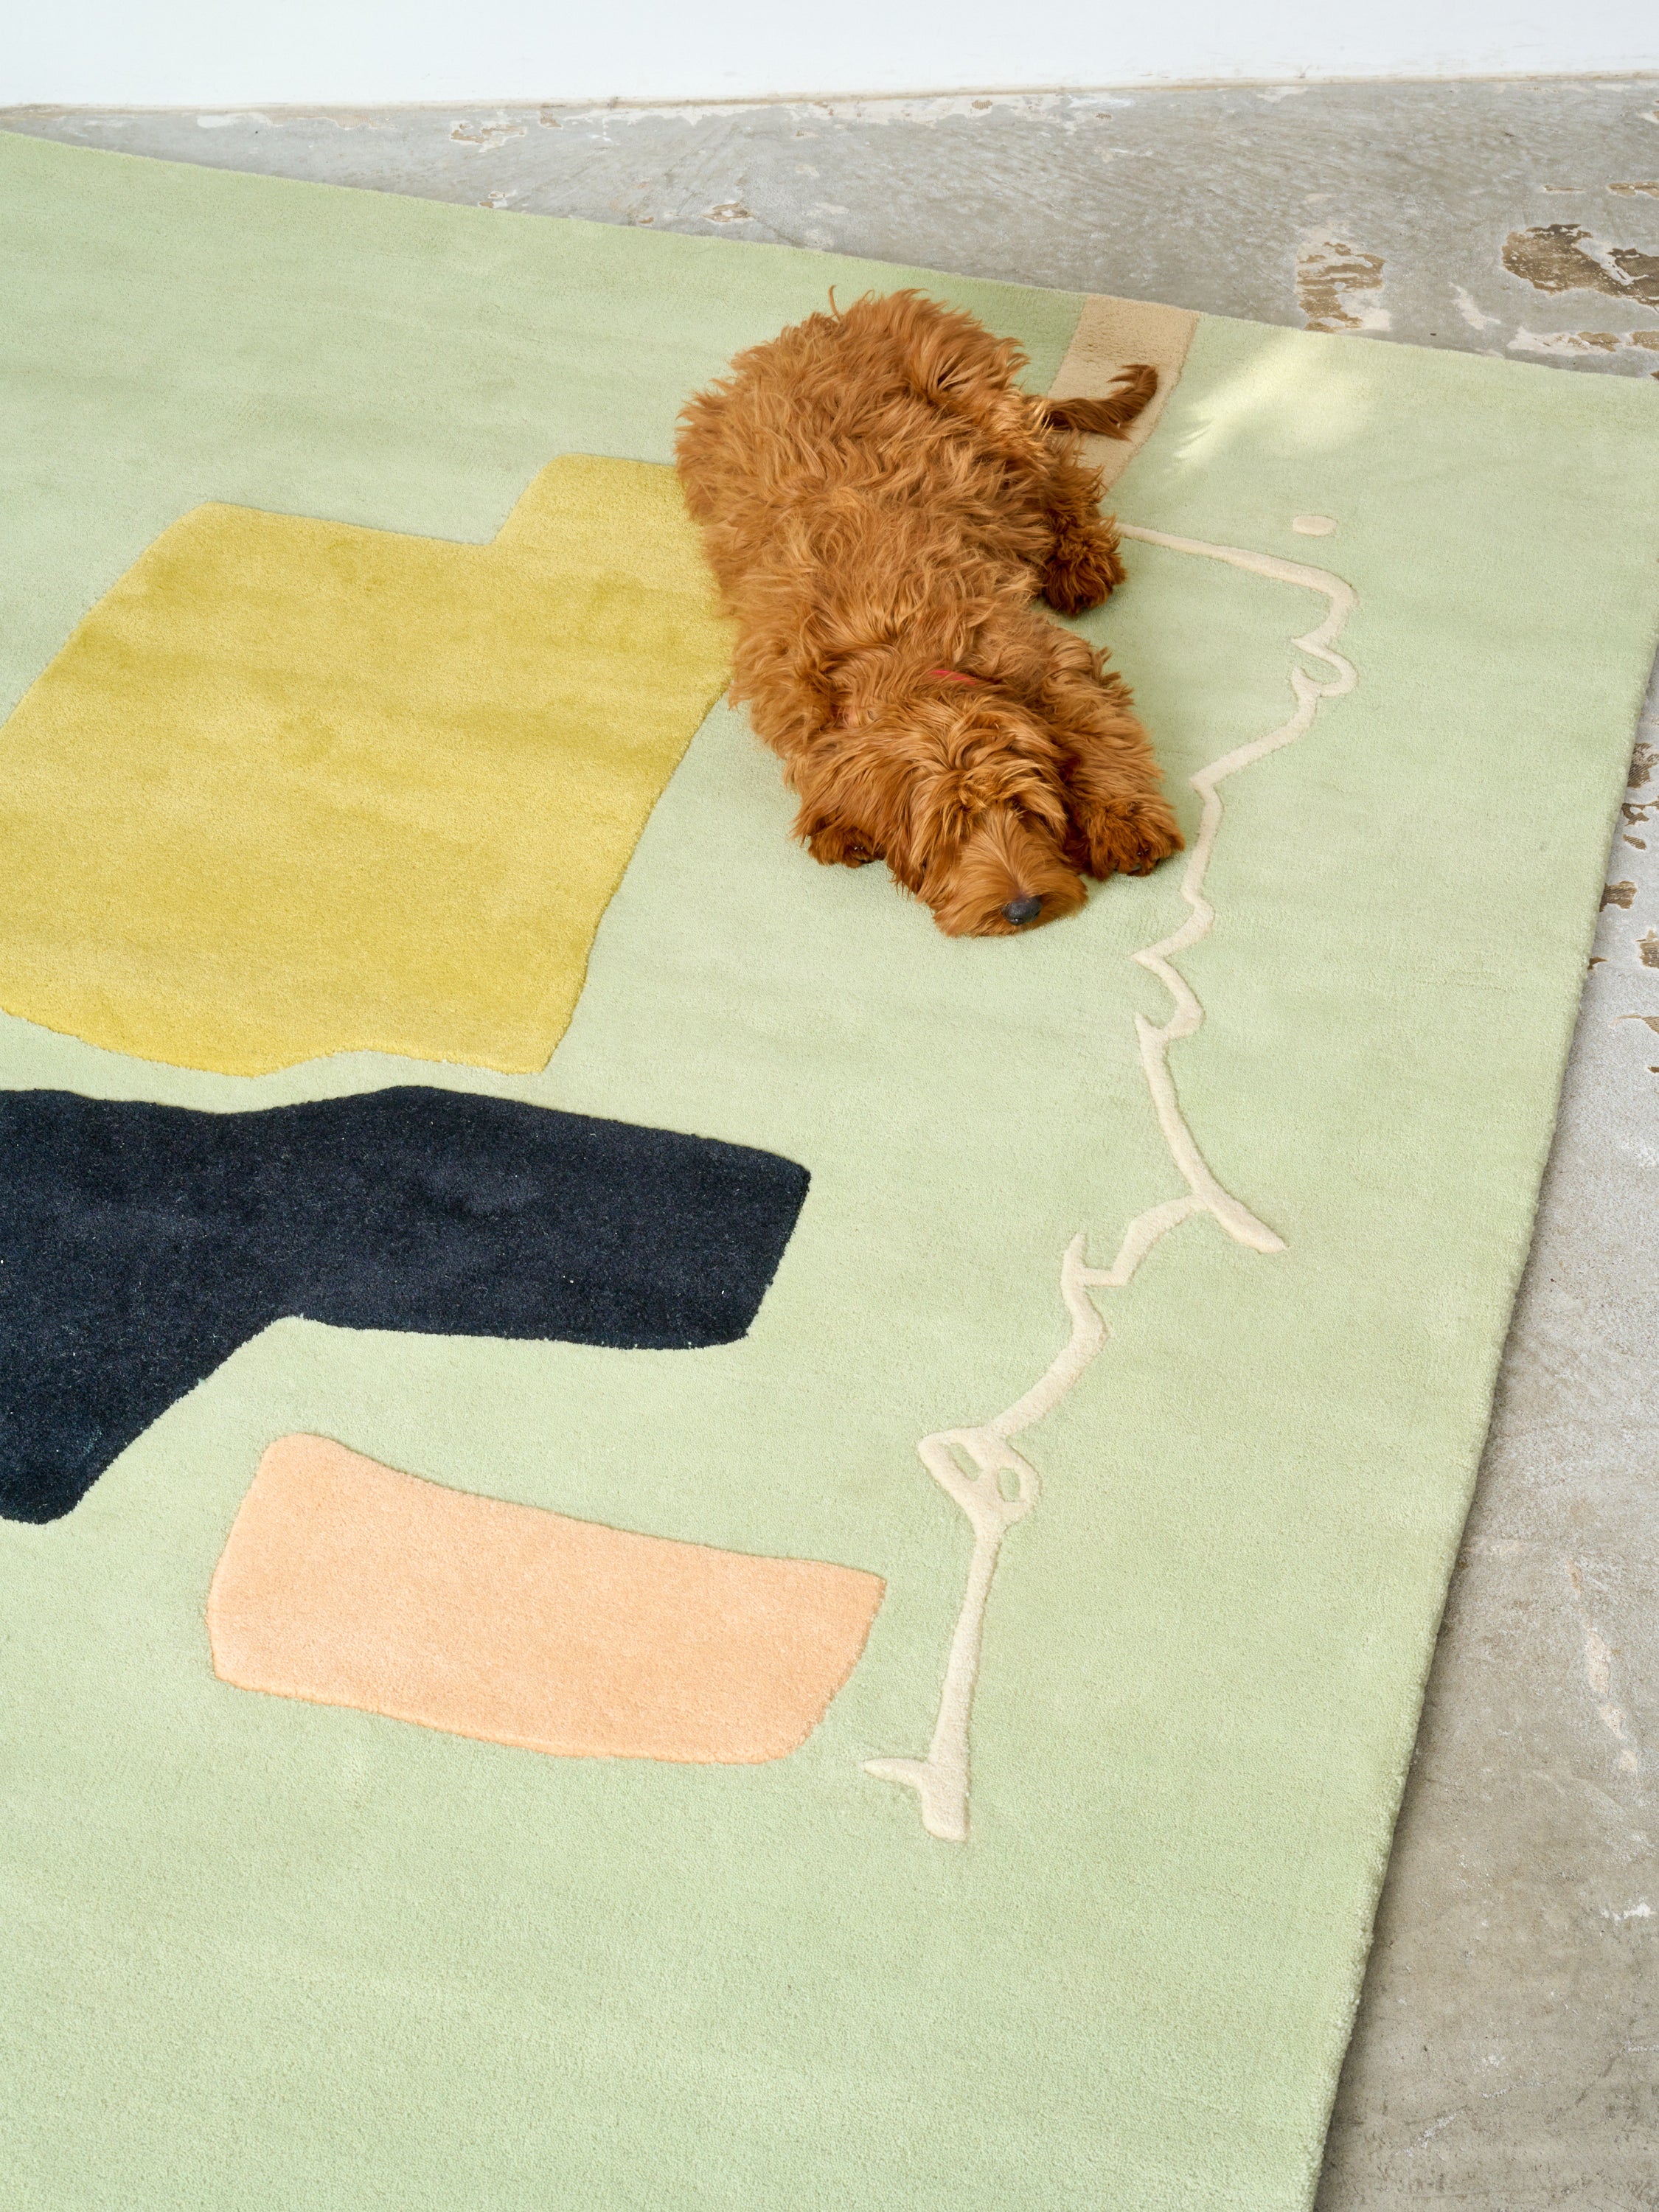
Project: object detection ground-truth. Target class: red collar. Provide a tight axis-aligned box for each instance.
[833,667,987,726]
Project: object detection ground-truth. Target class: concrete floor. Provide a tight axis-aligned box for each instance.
[5,77,1658,2206]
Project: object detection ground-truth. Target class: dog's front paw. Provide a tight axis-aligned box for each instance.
[1066,794,1183,880]
[803,818,880,867]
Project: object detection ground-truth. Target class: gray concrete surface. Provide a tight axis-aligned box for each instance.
[4,77,1658,2206]
[6,80,1659,375]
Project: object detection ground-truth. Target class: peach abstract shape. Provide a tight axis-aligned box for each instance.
[208,1435,884,1764]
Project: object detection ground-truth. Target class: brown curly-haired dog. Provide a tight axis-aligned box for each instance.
[675,289,1182,936]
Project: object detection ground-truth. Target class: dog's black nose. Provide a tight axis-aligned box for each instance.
[1003,895,1043,927]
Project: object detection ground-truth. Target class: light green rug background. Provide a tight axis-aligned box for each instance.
[4,133,1659,2211]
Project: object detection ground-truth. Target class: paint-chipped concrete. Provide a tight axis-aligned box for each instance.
[1295,239,1391,334]
[5,78,1659,376]
[3,76,1658,2208]
[1503,219,1659,308]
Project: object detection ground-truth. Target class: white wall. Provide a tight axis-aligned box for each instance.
[5,0,1655,108]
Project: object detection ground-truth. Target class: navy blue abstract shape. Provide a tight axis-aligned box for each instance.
[0,1086,809,1523]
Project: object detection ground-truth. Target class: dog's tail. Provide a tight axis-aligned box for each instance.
[1037,364,1158,439]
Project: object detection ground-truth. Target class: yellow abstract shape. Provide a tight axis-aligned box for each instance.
[0,456,733,1074]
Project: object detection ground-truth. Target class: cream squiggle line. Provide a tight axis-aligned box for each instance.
[866,526,1358,1842]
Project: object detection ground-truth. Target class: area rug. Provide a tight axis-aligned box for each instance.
[4,130,1658,2212]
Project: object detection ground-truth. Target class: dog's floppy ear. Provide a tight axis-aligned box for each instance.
[791,726,925,890]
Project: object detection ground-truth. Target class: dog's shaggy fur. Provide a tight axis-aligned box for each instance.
[675,290,1182,936]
